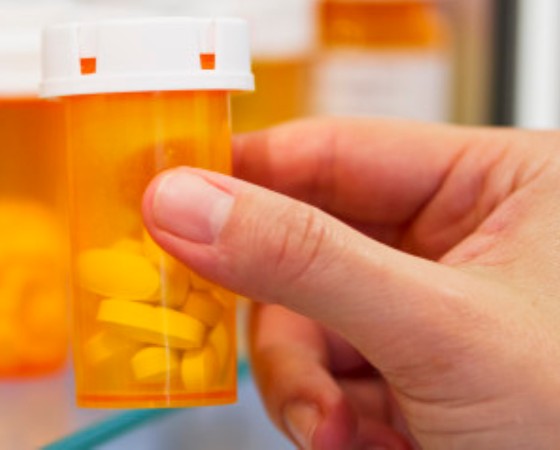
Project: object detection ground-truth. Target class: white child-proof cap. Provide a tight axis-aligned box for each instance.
[40,17,254,97]
[235,0,316,60]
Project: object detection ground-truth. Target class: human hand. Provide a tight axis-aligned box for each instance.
[142,119,560,449]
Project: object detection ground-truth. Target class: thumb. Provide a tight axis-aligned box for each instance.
[142,167,480,371]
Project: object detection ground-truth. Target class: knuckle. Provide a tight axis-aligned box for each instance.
[220,194,336,300]
[269,203,329,284]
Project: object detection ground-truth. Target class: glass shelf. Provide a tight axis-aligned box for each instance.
[0,365,109,449]
[0,362,291,449]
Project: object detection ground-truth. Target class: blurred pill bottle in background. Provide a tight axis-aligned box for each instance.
[314,0,453,121]
[230,0,315,132]
[41,17,253,408]
[0,0,151,381]
[133,0,316,132]
[0,2,69,377]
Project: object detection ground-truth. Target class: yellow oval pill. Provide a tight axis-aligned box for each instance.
[97,300,206,350]
[112,238,143,255]
[78,248,160,300]
[84,331,137,367]
[143,230,191,309]
[142,229,164,265]
[181,346,219,392]
[183,292,224,329]
[158,267,190,309]
[131,346,180,383]
[189,271,215,292]
[211,289,236,309]
[208,322,233,382]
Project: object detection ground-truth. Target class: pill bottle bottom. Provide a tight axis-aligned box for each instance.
[0,358,67,379]
[77,389,237,409]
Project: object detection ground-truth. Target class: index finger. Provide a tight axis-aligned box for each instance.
[249,304,357,450]
[250,303,407,450]
[233,117,485,225]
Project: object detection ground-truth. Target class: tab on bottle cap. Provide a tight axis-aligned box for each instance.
[41,17,254,97]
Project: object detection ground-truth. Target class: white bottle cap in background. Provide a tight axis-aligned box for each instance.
[236,0,316,60]
[0,2,69,97]
[0,1,155,97]
[134,0,316,60]
[41,17,254,98]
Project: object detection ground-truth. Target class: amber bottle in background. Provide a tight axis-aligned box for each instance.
[0,3,68,377]
[231,0,315,132]
[138,0,316,133]
[315,0,452,121]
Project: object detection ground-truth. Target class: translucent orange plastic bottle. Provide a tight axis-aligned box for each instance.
[315,0,452,121]
[41,18,253,408]
[0,5,68,378]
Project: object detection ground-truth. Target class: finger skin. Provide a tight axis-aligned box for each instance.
[234,118,493,225]
[141,165,474,374]
[250,305,412,449]
[250,304,357,450]
[233,118,547,260]
[142,120,560,449]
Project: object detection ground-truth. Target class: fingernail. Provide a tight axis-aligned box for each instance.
[283,402,320,450]
[152,171,234,244]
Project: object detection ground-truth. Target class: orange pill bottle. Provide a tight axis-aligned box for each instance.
[41,17,254,408]
[0,5,68,377]
[315,0,452,121]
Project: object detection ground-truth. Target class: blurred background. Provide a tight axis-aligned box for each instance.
[1,0,560,449]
